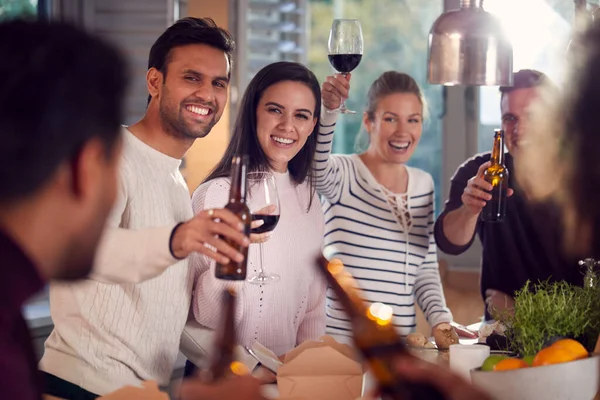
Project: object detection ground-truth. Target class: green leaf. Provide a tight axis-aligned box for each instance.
[493,278,600,356]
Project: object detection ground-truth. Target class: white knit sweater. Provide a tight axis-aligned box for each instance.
[39,128,194,395]
[188,171,327,357]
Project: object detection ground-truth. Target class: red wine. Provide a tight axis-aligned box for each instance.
[328,54,362,73]
[251,214,279,234]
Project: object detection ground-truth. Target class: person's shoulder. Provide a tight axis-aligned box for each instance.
[406,165,433,181]
[196,177,230,198]
[406,166,436,196]
[118,127,148,171]
[452,152,491,180]
[119,126,141,155]
[336,153,355,162]
[192,177,230,212]
[202,177,230,190]
[111,127,139,186]
[460,151,491,169]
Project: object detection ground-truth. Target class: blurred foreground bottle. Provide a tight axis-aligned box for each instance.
[207,288,248,381]
[316,256,446,400]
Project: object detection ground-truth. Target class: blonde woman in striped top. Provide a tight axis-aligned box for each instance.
[316,71,455,342]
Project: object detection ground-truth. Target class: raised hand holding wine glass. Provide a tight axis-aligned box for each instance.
[327,19,363,114]
[247,171,280,284]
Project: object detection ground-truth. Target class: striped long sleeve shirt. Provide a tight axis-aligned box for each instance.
[314,110,452,342]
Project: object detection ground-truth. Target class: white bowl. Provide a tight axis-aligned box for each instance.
[470,354,600,400]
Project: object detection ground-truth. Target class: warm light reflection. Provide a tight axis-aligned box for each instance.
[367,302,393,326]
[327,259,345,275]
[484,0,570,80]
[230,361,249,376]
[485,38,499,84]
[479,0,572,128]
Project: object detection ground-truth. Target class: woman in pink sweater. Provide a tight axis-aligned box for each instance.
[187,62,326,360]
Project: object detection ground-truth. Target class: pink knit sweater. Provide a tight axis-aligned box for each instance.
[189,170,326,356]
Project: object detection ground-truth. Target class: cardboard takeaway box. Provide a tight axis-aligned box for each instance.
[45,335,371,400]
[276,335,365,400]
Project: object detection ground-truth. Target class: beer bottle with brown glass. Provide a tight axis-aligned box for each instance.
[316,256,446,400]
[481,129,509,222]
[208,288,247,381]
[215,155,251,280]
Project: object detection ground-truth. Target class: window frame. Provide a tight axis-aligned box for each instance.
[439,0,484,270]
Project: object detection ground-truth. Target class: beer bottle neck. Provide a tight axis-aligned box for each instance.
[320,260,363,321]
[331,276,364,322]
[490,132,505,165]
[229,157,248,203]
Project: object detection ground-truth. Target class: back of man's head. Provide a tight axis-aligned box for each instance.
[146,17,235,104]
[0,19,127,204]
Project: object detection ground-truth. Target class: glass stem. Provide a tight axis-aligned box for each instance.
[259,242,265,277]
[339,72,349,112]
[339,99,348,112]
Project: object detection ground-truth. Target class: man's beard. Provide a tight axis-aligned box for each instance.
[159,102,217,140]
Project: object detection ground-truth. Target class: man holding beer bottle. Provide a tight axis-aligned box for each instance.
[434,70,583,321]
[39,17,254,398]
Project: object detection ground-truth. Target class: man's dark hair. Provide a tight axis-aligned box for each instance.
[146,17,235,104]
[499,69,548,100]
[0,19,127,203]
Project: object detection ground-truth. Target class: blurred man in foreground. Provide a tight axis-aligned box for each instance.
[0,18,126,400]
[0,19,263,400]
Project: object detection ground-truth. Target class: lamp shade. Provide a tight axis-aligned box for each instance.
[427,0,513,86]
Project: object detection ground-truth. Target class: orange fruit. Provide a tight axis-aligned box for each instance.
[533,346,578,367]
[493,358,529,371]
[550,339,589,360]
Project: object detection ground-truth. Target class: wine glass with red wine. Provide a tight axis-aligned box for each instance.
[247,171,280,284]
[327,19,363,114]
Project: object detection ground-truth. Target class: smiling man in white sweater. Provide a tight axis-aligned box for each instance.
[39,18,256,398]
